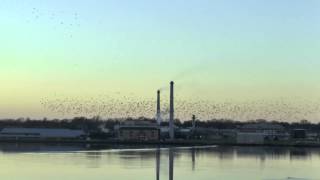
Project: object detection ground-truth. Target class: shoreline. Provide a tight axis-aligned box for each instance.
[0,139,320,148]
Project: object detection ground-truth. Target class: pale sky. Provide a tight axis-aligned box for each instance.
[1,0,320,121]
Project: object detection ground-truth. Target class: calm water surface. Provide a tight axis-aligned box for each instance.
[0,144,319,180]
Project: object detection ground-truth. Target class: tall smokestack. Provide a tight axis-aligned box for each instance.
[192,115,196,131]
[156,90,161,125]
[169,81,174,140]
[192,115,196,130]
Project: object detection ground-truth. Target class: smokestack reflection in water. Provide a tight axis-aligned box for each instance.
[191,148,195,171]
[169,148,174,180]
[156,148,160,180]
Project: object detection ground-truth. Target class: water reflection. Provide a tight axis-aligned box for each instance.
[156,148,160,180]
[0,144,319,180]
[169,148,174,180]
[191,148,195,171]
[0,144,317,161]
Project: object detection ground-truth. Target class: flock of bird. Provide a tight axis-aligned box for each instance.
[40,91,320,121]
[30,7,80,38]
[6,2,318,122]
[1,1,81,39]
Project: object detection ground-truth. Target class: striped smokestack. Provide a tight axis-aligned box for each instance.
[169,81,174,140]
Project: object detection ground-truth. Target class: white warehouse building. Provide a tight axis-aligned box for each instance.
[0,128,86,140]
[237,123,289,144]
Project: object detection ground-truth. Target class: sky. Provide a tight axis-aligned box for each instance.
[1,0,320,121]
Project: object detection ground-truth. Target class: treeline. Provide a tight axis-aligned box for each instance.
[0,117,153,132]
[0,117,107,132]
[1,117,320,132]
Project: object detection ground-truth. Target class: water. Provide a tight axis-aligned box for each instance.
[0,144,319,180]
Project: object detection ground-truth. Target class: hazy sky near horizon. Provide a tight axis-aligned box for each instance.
[1,0,320,121]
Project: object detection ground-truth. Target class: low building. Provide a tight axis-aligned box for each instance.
[175,128,192,139]
[0,128,86,140]
[116,121,160,141]
[160,126,180,139]
[240,123,285,134]
[237,123,288,144]
[237,132,265,144]
[291,129,307,139]
[192,128,236,140]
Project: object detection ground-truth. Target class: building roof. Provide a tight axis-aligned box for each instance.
[118,126,159,130]
[121,120,157,126]
[116,120,159,131]
[241,123,284,130]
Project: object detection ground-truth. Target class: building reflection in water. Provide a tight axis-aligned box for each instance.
[152,146,318,180]
[290,148,311,160]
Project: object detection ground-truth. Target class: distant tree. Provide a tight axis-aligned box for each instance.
[300,119,310,124]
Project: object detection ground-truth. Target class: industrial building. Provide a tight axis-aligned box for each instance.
[236,132,265,144]
[237,123,289,144]
[116,121,160,141]
[291,129,307,139]
[0,128,86,140]
[239,123,285,134]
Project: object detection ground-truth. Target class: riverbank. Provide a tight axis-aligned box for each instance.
[1,139,320,147]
